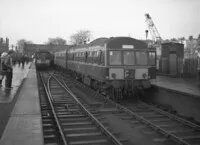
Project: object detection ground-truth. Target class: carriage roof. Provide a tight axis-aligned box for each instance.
[89,37,148,49]
[67,37,148,52]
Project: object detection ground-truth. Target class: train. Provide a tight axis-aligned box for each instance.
[54,37,156,100]
[35,50,54,70]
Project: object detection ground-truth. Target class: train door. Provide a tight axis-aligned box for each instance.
[169,53,177,76]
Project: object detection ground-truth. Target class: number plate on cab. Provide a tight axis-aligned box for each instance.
[124,69,135,79]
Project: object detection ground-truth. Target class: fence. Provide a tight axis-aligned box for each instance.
[182,57,199,78]
[158,56,200,79]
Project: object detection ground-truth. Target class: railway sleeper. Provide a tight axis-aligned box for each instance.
[42,115,53,119]
[135,111,159,115]
[130,108,154,113]
[57,114,85,118]
[56,112,72,115]
[55,104,79,109]
[64,126,99,134]
[43,123,55,130]
[62,121,93,127]
[156,124,178,128]
[54,101,74,104]
[69,138,111,145]
[55,108,78,112]
[43,128,57,136]
[44,134,57,143]
[41,106,51,110]
[54,98,74,102]
[66,133,108,143]
[59,117,90,122]
[180,135,200,140]
[167,128,195,134]
[150,118,172,122]
[174,131,200,138]
[42,118,55,124]
[141,114,165,118]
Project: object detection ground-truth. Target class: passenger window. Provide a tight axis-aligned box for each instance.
[148,52,156,65]
[85,52,88,62]
[124,51,135,65]
[109,51,122,65]
[136,51,147,65]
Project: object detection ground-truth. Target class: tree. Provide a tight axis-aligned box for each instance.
[170,38,178,42]
[69,30,92,45]
[189,35,193,41]
[16,39,33,52]
[46,37,67,45]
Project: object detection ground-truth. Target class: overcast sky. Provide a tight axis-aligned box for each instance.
[0,0,199,46]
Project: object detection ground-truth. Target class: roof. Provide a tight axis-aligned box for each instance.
[89,37,109,47]
[24,44,73,53]
[106,37,147,49]
[88,37,147,49]
[162,42,184,46]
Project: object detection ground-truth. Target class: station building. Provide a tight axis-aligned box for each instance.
[0,37,9,54]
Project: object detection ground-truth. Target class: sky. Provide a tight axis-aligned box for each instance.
[0,0,200,47]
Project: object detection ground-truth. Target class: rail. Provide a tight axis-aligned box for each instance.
[39,72,68,145]
[56,71,198,145]
[141,102,200,130]
[98,94,192,145]
[51,74,123,145]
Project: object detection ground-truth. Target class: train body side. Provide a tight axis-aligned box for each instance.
[54,37,157,99]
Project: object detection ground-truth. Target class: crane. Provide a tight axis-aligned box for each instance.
[145,13,163,71]
[145,13,162,45]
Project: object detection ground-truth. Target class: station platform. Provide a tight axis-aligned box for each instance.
[146,76,200,122]
[0,63,43,145]
[151,76,200,98]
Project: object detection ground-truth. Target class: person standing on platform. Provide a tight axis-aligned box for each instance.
[0,53,3,86]
[4,50,14,89]
[0,52,8,87]
[20,54,25,69]
[198,55,200,81]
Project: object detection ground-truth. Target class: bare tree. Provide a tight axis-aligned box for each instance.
[189,35,193,41]
[69,30,92,45]
[46,37,67,45]
[16,39,33,52]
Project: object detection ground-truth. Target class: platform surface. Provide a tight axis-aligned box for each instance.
[0,63,44,145]
[151,76,200,98]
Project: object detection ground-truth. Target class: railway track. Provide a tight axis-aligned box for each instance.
[55,70,200,145]
[38,71,124,145]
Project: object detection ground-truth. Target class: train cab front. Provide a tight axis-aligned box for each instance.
[105,46,156,100]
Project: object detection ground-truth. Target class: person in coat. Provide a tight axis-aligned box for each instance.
[0,52,8,87]
[4,50,14,89]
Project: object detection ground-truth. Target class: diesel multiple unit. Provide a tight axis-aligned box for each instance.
[35,50,54,69]
[54,37,156,100]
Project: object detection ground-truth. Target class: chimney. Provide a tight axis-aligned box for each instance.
[6,38,9,45]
